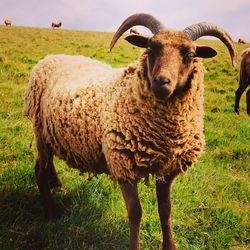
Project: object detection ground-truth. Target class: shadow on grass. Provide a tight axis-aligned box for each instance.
[0,180,129,250]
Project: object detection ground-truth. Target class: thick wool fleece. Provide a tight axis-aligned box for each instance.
[24,53,205,182]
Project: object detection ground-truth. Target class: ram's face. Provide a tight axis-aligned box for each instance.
[146,31,197,99]
[125,30,216,100]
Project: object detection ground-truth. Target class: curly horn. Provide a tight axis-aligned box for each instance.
[110,13,166,51]
[183,22,238,67]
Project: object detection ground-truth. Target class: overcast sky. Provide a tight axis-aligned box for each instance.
[1,0,249,42]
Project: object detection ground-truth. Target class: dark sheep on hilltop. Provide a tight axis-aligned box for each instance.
[238,38,246,44]
[234,48,250,115]
[4,19,12,26]
[51,22,62,28]
[130,28,140,35]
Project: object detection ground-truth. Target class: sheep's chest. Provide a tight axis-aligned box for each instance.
[101,87,205,180]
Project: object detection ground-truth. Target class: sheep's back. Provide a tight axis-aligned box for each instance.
[24,54,124,172]
[24,54,123,119]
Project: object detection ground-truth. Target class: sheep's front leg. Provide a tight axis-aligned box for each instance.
[119,179,142,250]
[156,171,180,250]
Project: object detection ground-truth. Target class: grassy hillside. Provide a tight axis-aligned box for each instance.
[0,25,249,249]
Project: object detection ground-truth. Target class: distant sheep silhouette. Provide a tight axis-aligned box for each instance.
[51,22,62,28]
[4,19,12,26]
[130,28,139,35]
[238,38,247,44]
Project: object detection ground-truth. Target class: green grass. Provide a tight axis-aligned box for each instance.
[0,25,249,249]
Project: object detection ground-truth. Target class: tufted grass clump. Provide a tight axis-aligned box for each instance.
[0,25,249,249]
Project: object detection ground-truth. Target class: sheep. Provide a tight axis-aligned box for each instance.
[238,38,246,44]
[130,28,140,35]
[51,22,62,28]
[24,13,237,250]
[234,48,250,115]
[4,19,12,26]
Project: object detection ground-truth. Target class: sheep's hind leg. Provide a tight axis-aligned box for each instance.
[35,137,61,220]
[119,179,142,250]
[246,87,250,115]
[234,83,248,114]
[156,170,180,250]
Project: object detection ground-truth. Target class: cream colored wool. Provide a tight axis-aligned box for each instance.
[24,53,206,182]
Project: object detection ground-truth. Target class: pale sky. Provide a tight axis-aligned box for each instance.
[1,0,249,42]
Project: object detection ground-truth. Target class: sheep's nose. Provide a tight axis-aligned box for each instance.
[154,78,171,86]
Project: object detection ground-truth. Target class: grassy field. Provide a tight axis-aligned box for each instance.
[0,25,249,249]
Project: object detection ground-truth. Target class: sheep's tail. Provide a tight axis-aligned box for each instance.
[24,56,53,122]
[24,70,43,122]
[24,77,37,119]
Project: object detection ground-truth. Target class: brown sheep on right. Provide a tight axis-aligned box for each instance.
[51,22,62,28]
[234,48,250,115]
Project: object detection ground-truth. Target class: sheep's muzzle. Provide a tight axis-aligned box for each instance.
[152,77,175,99]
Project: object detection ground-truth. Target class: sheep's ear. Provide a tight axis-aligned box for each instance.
[196,46,217,58]
[125,35,149,48]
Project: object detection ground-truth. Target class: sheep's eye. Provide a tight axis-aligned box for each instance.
[183,51,197,64]
[187,52,196,58]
